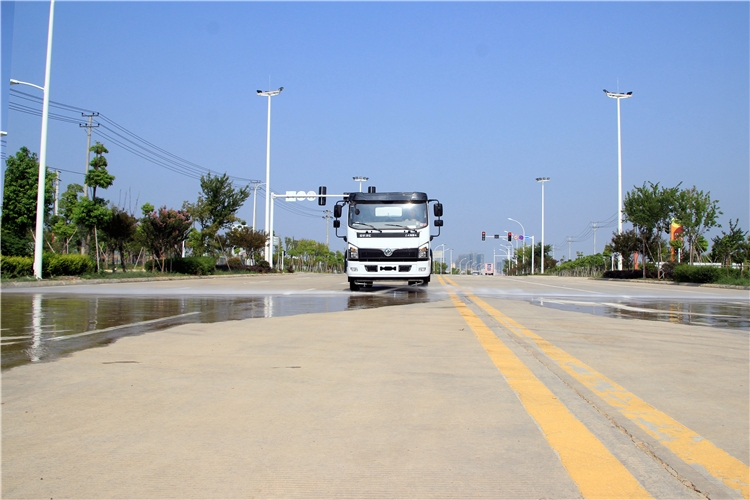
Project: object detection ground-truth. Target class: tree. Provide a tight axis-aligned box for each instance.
[76,142,115,268]
[140,206,192,271]
[184,173,250,256]
[673,187,722,264]
[226,225,267,263]
[85,142,115,199]
[1,147,55,255]
[103,207,138,272]
[609,229,640,269]
[50,183,84,254]
[623,182,680,277]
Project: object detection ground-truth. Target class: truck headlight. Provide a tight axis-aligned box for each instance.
[419,245,428,259]
[349,246,359,260]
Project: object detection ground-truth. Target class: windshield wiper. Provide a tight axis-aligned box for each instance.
[351,222,382,232]
[384,224,415,230]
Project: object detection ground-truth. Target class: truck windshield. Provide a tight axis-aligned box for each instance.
[349,202,428,230]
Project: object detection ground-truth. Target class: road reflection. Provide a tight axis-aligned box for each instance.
[1,288,432,371]
[535,298,749,330]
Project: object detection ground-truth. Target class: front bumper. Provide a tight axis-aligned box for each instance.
[347,260,431,281]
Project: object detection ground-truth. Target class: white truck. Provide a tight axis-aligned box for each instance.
[332,190,443,291]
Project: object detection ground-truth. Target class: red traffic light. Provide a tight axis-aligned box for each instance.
[482,231,486,241]
[507,232,512,241]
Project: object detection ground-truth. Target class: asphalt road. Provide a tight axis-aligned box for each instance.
[2,274,748,498]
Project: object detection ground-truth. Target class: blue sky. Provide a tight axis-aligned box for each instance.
[2,1,748,264]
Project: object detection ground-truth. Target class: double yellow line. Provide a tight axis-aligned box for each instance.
[438,276,749,499]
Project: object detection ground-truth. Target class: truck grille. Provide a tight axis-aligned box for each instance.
[357,248,421,261]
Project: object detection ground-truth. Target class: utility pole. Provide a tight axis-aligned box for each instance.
[80,112,99,198]
[250,180,262,231]
[323,210,331,247]
[567,237,573,261]
[54,169,60,215]
[592,222,598,255]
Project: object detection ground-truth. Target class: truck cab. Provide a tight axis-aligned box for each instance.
[333,191,443,291]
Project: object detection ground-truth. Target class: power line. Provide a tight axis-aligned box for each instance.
[8,89,260,184]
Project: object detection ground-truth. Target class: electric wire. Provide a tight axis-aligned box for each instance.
[8,89,260,184]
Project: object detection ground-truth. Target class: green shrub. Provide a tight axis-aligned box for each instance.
[227,257,245,269]
[45,254,94,277]
[672,264,721,284]
[170,256,215,275]
[0,255,33,278]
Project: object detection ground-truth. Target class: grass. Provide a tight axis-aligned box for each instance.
[714,275,750,287]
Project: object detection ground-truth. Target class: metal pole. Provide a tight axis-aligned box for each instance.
[263,95,272,262]
[251,180,261,231]
[33,0,55,280]
[617,97,623,271]
[530,235,535,275]
[536,177,549,274]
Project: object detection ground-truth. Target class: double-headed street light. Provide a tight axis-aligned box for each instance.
[9,1,55,280]
[604,89,632,271]
[257,86,283,263]
[536,177,550,274]
[353,176,368,192]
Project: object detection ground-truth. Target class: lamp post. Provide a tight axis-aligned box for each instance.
[536,177,550,274]
[459,258,467,274]
[257,86,283,263]
[9,2,55,280]
[435,243,446,274]
[508,218,526,271]
[604,89,632,271]
[353,176,368,192]
[447,248,453,274]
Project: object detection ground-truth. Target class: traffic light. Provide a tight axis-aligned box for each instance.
[482,231,486,241]
[507,232,512,241]
[317,186,327,206]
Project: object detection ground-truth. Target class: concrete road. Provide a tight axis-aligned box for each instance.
[2,274,748,498]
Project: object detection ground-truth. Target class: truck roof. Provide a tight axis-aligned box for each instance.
[347,192,428,203]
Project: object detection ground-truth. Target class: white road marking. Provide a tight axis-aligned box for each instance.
[46,312,200,341]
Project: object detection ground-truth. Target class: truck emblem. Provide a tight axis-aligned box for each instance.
[384,248,393,257]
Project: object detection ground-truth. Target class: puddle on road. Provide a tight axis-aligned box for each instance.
[1,288,430,371]
[534,298,750,330]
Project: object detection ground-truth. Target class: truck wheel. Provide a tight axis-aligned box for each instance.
[349,280,360,291]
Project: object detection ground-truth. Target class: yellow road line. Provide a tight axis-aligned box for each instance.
[437,276,651,499]
[449,280,750,500]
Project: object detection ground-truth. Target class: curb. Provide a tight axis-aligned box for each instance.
[590,277,750,291]
[0,273,270,289]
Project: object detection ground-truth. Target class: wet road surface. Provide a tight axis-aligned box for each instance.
[2,274,747,370]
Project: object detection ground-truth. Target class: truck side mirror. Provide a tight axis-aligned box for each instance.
[434,219,443,227]
[333,220,340,228]
[333,205,342,218]
[433,203,443,217]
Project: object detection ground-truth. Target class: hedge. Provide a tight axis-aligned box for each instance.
[145,257,216,275]
[45,254,95,276]
[672,264,721,284]
[0,255,33,278]
[0,254,94,278]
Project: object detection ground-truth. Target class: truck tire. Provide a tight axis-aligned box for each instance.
[349,279,360,291]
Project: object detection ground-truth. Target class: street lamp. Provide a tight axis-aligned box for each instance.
[9,1,55,280]
[353,176,368,192]
[604,89,632,271]
[459,258,467,274]
[435,243,446,273]
[508,217,526,270]
[447,248,453,274]
[257,86,283,263]
[536,177,550,274]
